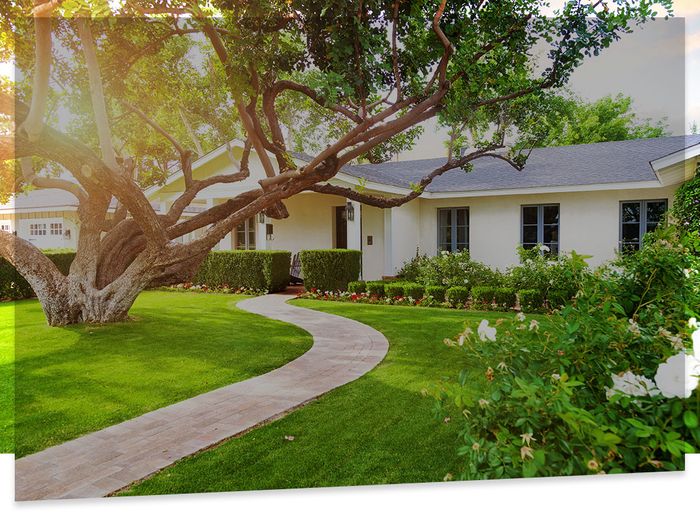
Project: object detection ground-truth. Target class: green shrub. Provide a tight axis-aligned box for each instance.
[494,287,517,310]
[507,246,591,299]
[416,250,502,289]
[347,281,367,294]
[0,251,76,300]
[385,283,405,298]
[471,286,496,310]
[671,165,700,234]
[299,249,361,292]
[425,285,447,303]
[402,282,424,300]
[547,289,571,309]
[518,289,545,312]
[366,281,385,297]
[195,250,290,292]
[397,252,430,281]
[446,286,469,308]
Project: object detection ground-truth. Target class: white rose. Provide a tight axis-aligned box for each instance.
[477,319,497,342]
[654,352,700,399]
[607,371,659,399]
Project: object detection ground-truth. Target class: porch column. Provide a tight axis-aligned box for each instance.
[383,208,393,277]
[256,214,268,250]
[346,200,362,251]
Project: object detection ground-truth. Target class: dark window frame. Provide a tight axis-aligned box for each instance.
[520,203,560,256]
[437,207,470,252]
[618,199,668,252]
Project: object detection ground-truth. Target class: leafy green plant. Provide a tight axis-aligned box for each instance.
[415,250,502,289]
[425,285,447,303]
[195,250,291,292]
[670,165,700,235]
[446,286,469,308]
[347,281,367,294]
[386,283,405,298]
[547,289,570,309]
[471,286,496,310]
[299,249,361,292]
[494,288,517,310]
[402,282,424,300]
[517,289,545,312]
[397,252,430,282]
[366,281,385,298]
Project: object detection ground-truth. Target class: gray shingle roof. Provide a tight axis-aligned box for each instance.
[307,136,700,193]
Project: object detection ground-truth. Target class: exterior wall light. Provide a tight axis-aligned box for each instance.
[346,201,355,222]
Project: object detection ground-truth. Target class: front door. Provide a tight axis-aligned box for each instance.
[335,205,347,249]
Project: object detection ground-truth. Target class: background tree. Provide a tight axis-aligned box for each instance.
[0,0,673,325]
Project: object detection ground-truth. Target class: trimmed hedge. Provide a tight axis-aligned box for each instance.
[402,282,424,300]
[366,281,385,297]
[494,287,517,310]
[425,285,447,303]
[1,251,75,300]
[547,289,571,309]
[347,281,367,294]
[472,286,496,310]
[385,282,405,298]
[300,249,362,292]
[195,250,291,292]
[518,289,545,312]
[446,286,469,308]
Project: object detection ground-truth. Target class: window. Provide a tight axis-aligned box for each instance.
[235,217,256,250]
[0,224,10,232]
[29,223,47,236]
[620,199,667,252]
[50,222,63,236]
[521,204,559,255]
[438,207,469,252]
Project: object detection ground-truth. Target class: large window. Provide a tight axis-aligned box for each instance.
[438,207,469,252]
[235,217,256,250]
[50,222,63,236]
[29,223,47,236]
[521,204,559,255]
[620,199,667,252]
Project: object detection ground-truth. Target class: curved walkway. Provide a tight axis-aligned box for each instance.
[15,294,389,501]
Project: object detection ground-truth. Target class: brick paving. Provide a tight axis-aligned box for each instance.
[15,294,389,501]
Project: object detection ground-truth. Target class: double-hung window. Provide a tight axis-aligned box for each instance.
[235,217,256,250]
[50,222,63,236]
[437,207,469,252]
[619,199,667,252]
[521,204,559,255]
[29,223,47,236]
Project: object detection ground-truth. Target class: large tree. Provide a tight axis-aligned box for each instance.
[0,0,672,325]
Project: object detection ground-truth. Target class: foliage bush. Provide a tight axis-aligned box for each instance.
[366,281,385,297]
[415,250,502,289]
[347,281,366,294]
[385,283,405,298]
[494,287,517,310]
[425,285,447,303]
[517,289,545,312]
[446,286,470,308]
[547,289,571,309]
[299,249,361,292]
[671,165,700,235]
[0,251,76,300]
[471,286,495,310]
[195,250,291,292]
[434,226,700,480]
[396,252,430,282]
[402,282,424,300]
[507,246,590,300]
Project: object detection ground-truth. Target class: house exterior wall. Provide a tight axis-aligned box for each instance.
[10,211,80,250]
[361,204,384,280]
[417,185,679,271]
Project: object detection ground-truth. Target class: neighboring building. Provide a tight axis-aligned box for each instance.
[4,135,700,279]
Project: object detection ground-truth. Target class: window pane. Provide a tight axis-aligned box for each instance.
[545,243,559,255]
[543,224,558,244]
[543,205,559,225]
[522,243,537,250]
[456,226,467,244]
[456,209,468,226]
[646,201,667,223]
[646,221,660,234]
[438,209,450,227]
[622,202,640,223]
[522,225,538,244]
[622,222,640,243]
[523,206,538,225]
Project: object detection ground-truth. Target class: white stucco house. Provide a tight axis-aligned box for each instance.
[3,135,699,280]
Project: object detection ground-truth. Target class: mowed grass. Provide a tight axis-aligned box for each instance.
[0,302,13,453]
[123,300,513,495]
[5,290,312,458]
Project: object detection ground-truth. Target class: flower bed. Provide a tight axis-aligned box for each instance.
[162,282,268,296]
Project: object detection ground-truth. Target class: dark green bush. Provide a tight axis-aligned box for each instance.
[494,287,517,310]
[518,289,545,312]
[366,281,385,297]
[300,249,361,292]
[425,285,447,303]
[0,251,76,300]
[446,286,469,308]
[347,281,367,294]
[416,250,502,289]
[471,286,496,309]
[402,282,424,300]
[547,289,571,309]
[195,250,290,292]
[397,252,430,281]
[385,283,405,298]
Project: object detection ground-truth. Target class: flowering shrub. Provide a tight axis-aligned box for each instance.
[412,250,503,289]
[671,165,700,234]
[517,289,545,312]
[446,286,470,308]
[164,283,267,296]
[433,227,700,479]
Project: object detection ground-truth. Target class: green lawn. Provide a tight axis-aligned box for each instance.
[3,290,312,458]
[0,301,13,453]
[122,300,512,495]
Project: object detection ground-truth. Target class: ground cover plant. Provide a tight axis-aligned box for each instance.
[434,227,700,479]
[6,290,312,457]
[120,302,524,495]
